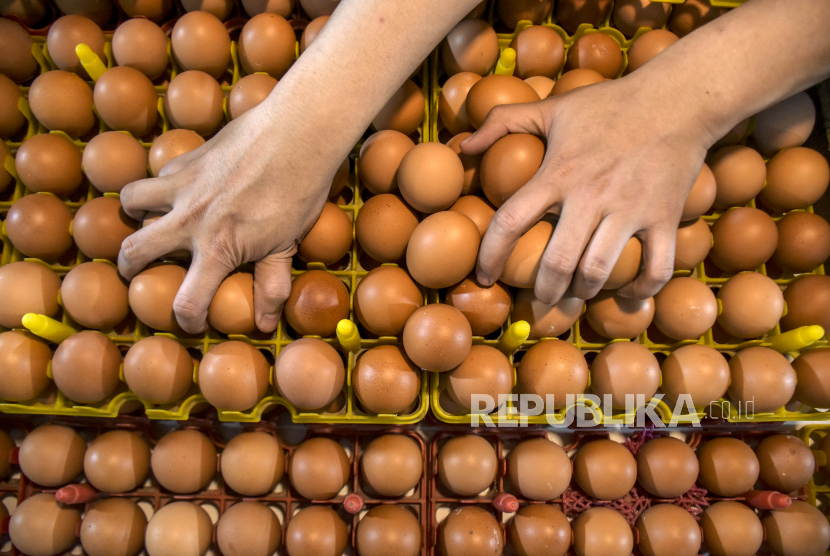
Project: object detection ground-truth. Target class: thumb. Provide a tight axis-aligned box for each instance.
[460,99,551,155]
[254,248,295,333]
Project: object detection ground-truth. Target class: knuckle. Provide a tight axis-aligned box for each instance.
[541,251,578,277]
[579,258,612,287]
[490,206,524,235]
[173,295,202,323]
[119,234,142,262]
[648,264,674,288]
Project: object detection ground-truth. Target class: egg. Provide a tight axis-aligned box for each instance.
[15,133,83,195]
[360,434,422,497]
[354,345,421,413]
[449,195,494,236]
[556,0,611,33]
[217,501,282,556]
[793,348,830,408]
[445,277,508,335]
[466,74,540,128]
[727,346,796,413]
[73,196,140,261]
[205,271,255,334]
[439,73,481,135]
[164,70,225,136]
[83,131,149,193]
[145,502,212,556]
[636,504,701,556]
[709,207,777,273]
[358,130,415,194]
[516,339,588,407]
[716,272,784,339]
[496,0,553,28]
[653,276,718,340]
[680,163,716,221]
[353,266,422,336]
[752,91,815,155]
[756,434,814,492]
[480,133,545,207]
[603,237,642,289]
[585,290,654,339]
[300,0,338,17]
[773,211,830,273]
[289,436,349,499]
[440,506,503,556]
[199,341,270,411]
[151,429,216,493]
[524,75,555,98]
[761,146,830,212]
[229,73,278,119]
[112,18,169,80]
[274,337,345,410]
[372,79,424,136]
[5,193,73,261]
[507,437,571,500]
[28,70,96,137]
[171,11,230,78]
[510,25,565,79]
[285,505,348,556]
[700,501,763,556]
[675,217,711,270]
[708,145,765,209]
[0,18,37,83]
[398,142,464,212]
[47,15,107,77]
[297,202,352,265]
[355,195,417,263]
[406,211,480,289]
[403,304,472,372]
[181,0,233,19]
[501,219,554,288]
[61,262,128,329]
[626,29,678,72]
[669,0,727,37]
[124,336,193,404]
[572,507,633,556]
[0,330,51,401]
[442,19,499,76]
[636,437,698,498]
[513,289,584,339]
[566,32,623,79]
[446,132,482,195]
[19,424,86,486]
[574,439,637,500]
[763,501,830,556]
[446,345,513,410]
[551,68,605,95]
[9,493,80,556]
[591,342,660,408]
[80,498,147,556]
[300,15,328,52]
[221,431,284,495]
[697,437,759,496]
[54,331,122,403]
[660,344,729,407]
[438,434,497,496]
[284,270,348,336]
[118,0,173,21]
[612,0,670,37]
[714,117,751,147]
[238,13,295,78]
[149,129,205,176]
[356,505,421,556]
[781,274,830,332]
[84,430,150,493]
[508,504,571,556]
[0,261,61,328]
[0,74,25,139]
[96,67,159,138]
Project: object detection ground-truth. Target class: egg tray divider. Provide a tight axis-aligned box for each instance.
[0,413,432,556]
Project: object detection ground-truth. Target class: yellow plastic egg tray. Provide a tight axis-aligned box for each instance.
[799,425,830,526]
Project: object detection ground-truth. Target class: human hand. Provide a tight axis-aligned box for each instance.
[461,76,716,304]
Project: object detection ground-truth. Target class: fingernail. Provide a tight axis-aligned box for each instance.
[476,271,493,286]
[258,313,279,333]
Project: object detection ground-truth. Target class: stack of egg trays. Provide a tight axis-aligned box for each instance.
[0,13,434,424]
[427,425,817,556]
[0,413,430,556]
[799,425,830,513]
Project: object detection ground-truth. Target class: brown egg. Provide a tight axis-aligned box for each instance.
[52,331,122,403]
[669,0,727,37]
[406,211,480,289]
[354,266,422,336]
[516,339,588,407]
[238,13,295,78]
[660,344,729,407]
[61,261,129,329]
[73,196,139,261]
[355,195,417,263]
[603,237,642,289]
[94,66,158,137]
[284,270,348,336]
[728,346,796,413]
[513,289,584,339]
[206,272,255,334]
[509,504,570,556]
[701,501,763,556]
[524,75,555,99]
[574,439,636,500]
[449,195,494,237]
[15,133,83,195]
[763,500,830,556]
[438,435,497,496]
[229,73,278,119]
[556,0,612,34]
[28,70,95,137]
[118,0,174,21]
[761,147,830,213]
[356,505,421,556]
[510,25,565,79]
[481,133,545,207]
[636,504,701,556]
[171,11,230,78]
[84,430,150,493]
[83,131,148,193]
[5,193,73,261]
[149,128,205,176]
[440,506,503,556]
[501,219,554,288]
[0,330,51,401]
[773,211,830,273]
[439,73,482,135]
[466,74,540,129]
[626,29,678,72]
[300,15,328,52]
[612,0,670,37]
[47,15,106,77]
[358,130,415,194]
[636,437,698,498]
[164,70,224,136]
[675,218,711,270]
[653,276,717,340]
[708,145,766,209]
[497,0,553,28]
[0,74,25,139]
[566,32,623,79]
[507,437,571,500]
[442,19,499,76]
[585,290,654,339]
[591,342,660,408]
[285,505,348,556]
[9,493,80,556]
[793,348,830,408]
[124,336,192,404]
[781,274,830,332]
[446,345,513,410]
[697,437,759,496]
[710,207,777,273]
[714,117,751,148]
[129,264,186,331]
[0,18,37,83]
[274,338,345,410]
[573,507,633,556]
[221,431,284,496]
[151,429,216,493]
[289,437,349,499]
[19,424,86,486]
[0,261,61,328]
[681,163,716,221]
[217,501,282,556]
[81,498,147,556]
[145,502,212,556]
[354,345,421,414]
[199,341,270,411]
[752,92,815,155]
[756,434,814,493]
[403,304,472,372]
[372,79,424,136]
[716,272,784,339]
[361,434,422,497]
[180,0,233,19]
[398,142,464,213]
[446,132,482,195]
[112,17,169,81]
[445,277,509,336]
[551,68,605,95]
[297,202,352,265]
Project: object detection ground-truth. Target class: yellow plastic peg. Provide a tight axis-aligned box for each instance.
[336,319,361,353]
[75,43,106,81]
[22,313,76,344]
[498,320,530,354]
[494,48,517,76]
[766,325,825,353]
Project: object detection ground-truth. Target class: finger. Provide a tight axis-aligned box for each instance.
[617,227,676,299]
[173,251,236,334]
[120,176,179,220]
[460,100,551,155]
[158,146,204,177]
[118,214,188,279]
[570,216,636,300]
[254,249,295,333]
